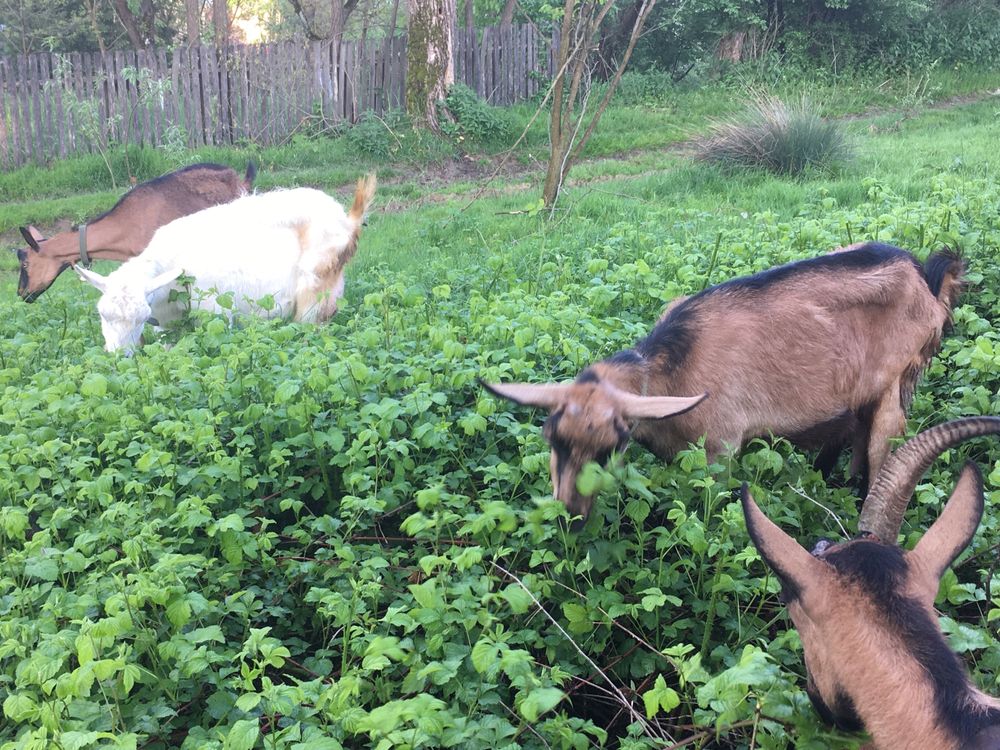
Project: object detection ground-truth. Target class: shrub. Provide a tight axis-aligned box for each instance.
[442,84,514,144]
[695,94,853,176]
[346,111,404,158]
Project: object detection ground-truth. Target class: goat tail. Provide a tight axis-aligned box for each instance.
[349,173,377,229]
[243,161,258,192]
[924,247,965,310]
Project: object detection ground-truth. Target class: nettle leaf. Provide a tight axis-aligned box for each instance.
[941,617,992,653]
[274,381,300,404]
[24,554,59,581]
[518,687,565,722]
[499,583,534,614]
[59,731,114,750]
[642,674,681,718]
[80,373,108,397]
[235,693,262,712]
[0,507,29,540]
[639,588,668,612]
[290,739,343,750]
[471,639,502,675]
[3,692,39,722]
[120,664,141,696]
[561,602,593,635]
[186,626,225,644]
[223,718,260,750]
[362,636,409,671]
[166,598,192,629]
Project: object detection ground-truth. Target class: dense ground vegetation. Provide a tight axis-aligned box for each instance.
[1,70,999,749]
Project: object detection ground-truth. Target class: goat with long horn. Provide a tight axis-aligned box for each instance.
[743,416,1000,750]
[486,243,965,521]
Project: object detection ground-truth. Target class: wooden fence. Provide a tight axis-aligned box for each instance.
[0,24,551,169]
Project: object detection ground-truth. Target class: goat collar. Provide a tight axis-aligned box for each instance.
[78,224,91,267]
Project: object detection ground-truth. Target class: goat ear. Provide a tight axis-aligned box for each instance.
[74,264,108,292]
[909,463,984,595]
[19,226,42,251]
[481,380,571,409]
[616,391,708,420]
[742,484,825,597]
[145,268,184,296]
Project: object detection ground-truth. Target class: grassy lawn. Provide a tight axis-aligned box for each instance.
[1,68,999,750]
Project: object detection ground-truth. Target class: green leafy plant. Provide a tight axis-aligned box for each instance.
[441,84,514,144]
[345,112,405,158]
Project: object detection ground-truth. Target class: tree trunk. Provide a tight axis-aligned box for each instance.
[83,0,108,54]
[499,0,517,27]
[330,0,345,44]
[540,0,573,209]
[110,0,148,48]
[186,0,200,46]
[286,0,361,41]
[406,0,456,132]
[388,0,402,36]
[213,0,228,47]
[541,0,655,210]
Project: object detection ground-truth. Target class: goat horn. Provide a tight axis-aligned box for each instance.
[858,416,1000,543]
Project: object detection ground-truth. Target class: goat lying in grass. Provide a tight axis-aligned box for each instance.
[15,162,255,302]
[75,175,376,353]
[486,243,964,521]
[743,416,1000,750]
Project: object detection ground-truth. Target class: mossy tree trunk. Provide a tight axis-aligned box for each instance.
[406,0,456,132]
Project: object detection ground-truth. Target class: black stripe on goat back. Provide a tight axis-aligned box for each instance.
[824,542,1000,744]
[635,300,699,373]
[634,243,923,371]
[606,349,644,366]
[716,242,920,296]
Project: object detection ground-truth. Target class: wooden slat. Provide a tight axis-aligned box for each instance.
[191,45,210,146]
[342,40,353,122]
[170,47,187,147]
[219,45,231,144]
[12,55,25,165]
[239,44,253,141]
[50,53,67,158]
[262,43,274,142]
[182,46,200,147]
[477,28,487,99]
[0,57,10,168]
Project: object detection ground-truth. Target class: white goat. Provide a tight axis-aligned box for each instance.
[75,176,376,353]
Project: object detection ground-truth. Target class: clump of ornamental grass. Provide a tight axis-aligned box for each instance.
[696,94,853,176]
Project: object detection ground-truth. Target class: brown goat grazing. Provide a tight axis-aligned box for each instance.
[15,162,255,302]
[742,416,1000,750]
[485,243,964,520]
